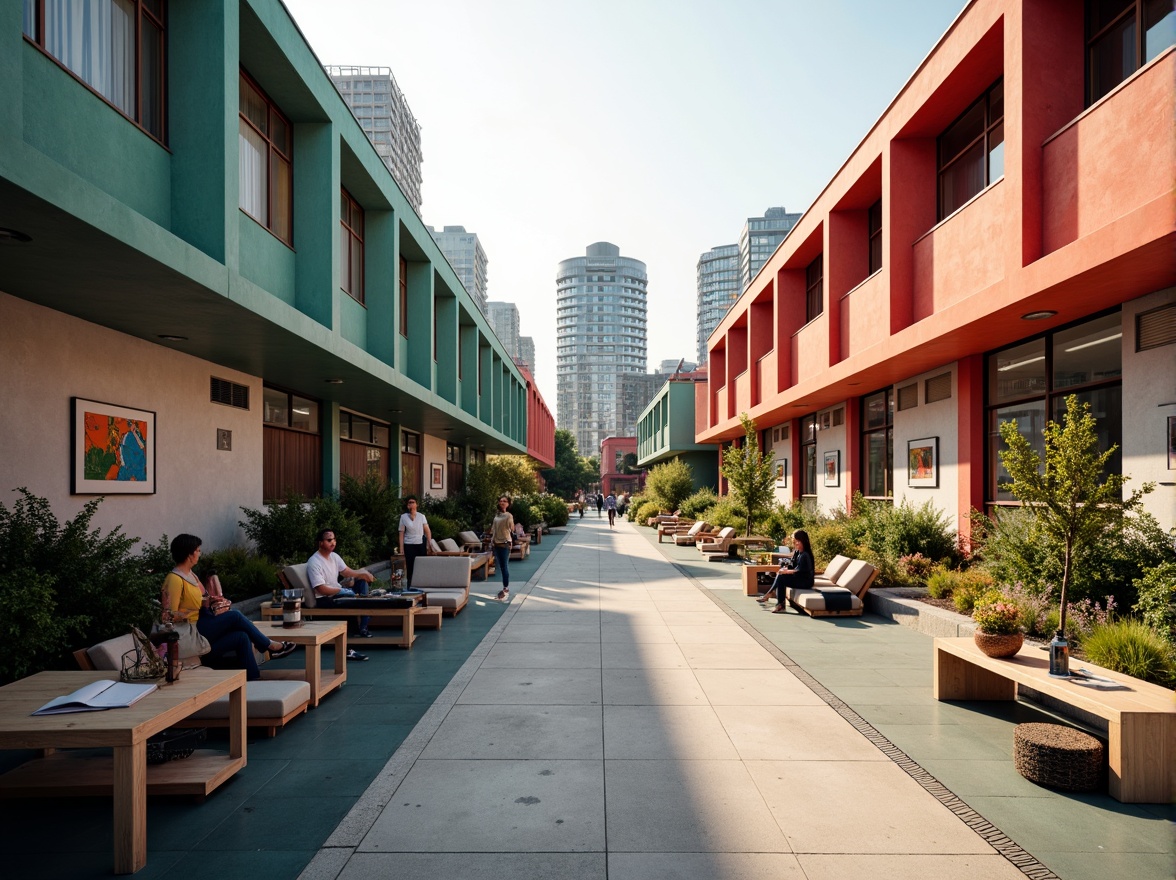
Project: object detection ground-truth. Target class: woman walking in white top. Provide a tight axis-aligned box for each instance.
[397,495,433,588]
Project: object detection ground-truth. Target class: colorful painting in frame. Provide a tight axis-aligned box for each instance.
[775,458,788,486]
[823,451,839,487]
[430,462,444,489]
[72,398,156,494]
[908,437,939,488]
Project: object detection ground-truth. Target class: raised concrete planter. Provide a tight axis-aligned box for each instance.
[866,588,978,638]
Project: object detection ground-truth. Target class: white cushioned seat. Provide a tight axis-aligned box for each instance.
[282,562,315,607]
[787,586,863,614]
[410,556,471,614]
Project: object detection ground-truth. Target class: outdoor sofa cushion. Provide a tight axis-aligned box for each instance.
[409,556,471,614]
[816,554,852,583]
[282,562,316,608]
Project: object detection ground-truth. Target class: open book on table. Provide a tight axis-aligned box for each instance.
[32,679,158,716]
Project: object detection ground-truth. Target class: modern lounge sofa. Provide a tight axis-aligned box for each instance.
[407,555,471,615]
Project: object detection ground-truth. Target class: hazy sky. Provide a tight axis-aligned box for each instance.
[282,0,964,404]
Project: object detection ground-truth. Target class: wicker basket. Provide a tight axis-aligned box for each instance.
[973,631,1023,658]
[1013,723,1104,791]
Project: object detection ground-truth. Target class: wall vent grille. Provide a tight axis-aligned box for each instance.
[211,377,250,409]
[1137,304,1176,351]
[924,373,952,404]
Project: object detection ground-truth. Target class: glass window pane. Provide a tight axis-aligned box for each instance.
[987,80,1004,122]
[290,397,318,433]
[45,0,135,116]
[140,18,162,137]
[338,414,351,440]
[939,100,986,165]
[1145,0,1176,61]
[1053,313,1122,388]
[939,140,986,216]
[271,154,292,243]
[989,402,1046,501]
[238,121,267,219]
[1089,16,1137,103]
[350,237,363,299]
[351,416,371,444]
[239,77,267,133]
[269,109,290,156]
[263,388,288,426]
[372,425,389,448]
[863,390,891,430]
[989,338,1047,404]
[142,0,163,17]
[23,0,35,38]
[987,121,1005,182]
[1088,0,1134,35]
[864,431,890,496]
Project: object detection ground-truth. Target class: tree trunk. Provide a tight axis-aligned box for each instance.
[1058,536,1073,636]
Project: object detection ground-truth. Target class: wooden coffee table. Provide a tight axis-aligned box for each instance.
[0,669,246,874]
[257,620,347,707]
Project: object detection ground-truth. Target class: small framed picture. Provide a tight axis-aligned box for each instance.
[908,437,939,487]
[72,397,156,494]
[775,458,788,486]
[823,450,839,487]
[430,462,444,489]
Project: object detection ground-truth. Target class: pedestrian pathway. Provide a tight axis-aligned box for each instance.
[304,517,1039,880]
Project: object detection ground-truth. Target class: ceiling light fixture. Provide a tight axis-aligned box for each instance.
[0,227,32,243]
[1021,310,1057,321]
[325,378,344,385]
[157,334,188,341]
[1063,332,1122,353]
[997,355,1045,372]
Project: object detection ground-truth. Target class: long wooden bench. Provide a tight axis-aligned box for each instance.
[933,636,1176,803]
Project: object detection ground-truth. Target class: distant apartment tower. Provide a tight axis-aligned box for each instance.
[657,358,697,375]
[429,226,489,312]
[740,206,801,291]
[486,301,520,361]
[696,243,740,365]
[327,66,423,213]
[517,336,535,374]
[619,372,665,437]
[556,242,648,456]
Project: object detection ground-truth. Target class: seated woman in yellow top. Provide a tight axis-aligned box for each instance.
[163,534,295,680]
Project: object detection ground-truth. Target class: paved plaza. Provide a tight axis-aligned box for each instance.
[1,517,1171,879]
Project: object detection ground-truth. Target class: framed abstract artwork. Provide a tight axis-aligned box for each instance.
[775,458,788,486]
[72,397,156,494]
[823,451,839,487]
[908,437,939,488]
[430,462,444,489]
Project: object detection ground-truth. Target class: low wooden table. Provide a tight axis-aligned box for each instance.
[0,669,246,873]
[262,594,426,648]
[741,564,778,597]
[934,637,1176,803]
[732,535,776,560]
[257,620,346,707]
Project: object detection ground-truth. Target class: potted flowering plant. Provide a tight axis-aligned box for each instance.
[972,596,1024,658]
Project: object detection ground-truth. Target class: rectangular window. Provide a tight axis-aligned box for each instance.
[805,254,823,323]
[1087,0,1176,106]
[239,71,292,246]
[868,199,883,274]
[399,255,409,337]
[23,0,166,142]
[860,388,894,499]
[340,188,364,304]
[937,79,1004,220]
[262,386,320,434]
[985,312,1122,504]
[799,415,818,496]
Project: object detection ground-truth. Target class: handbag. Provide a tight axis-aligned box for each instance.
[151,619,211,658]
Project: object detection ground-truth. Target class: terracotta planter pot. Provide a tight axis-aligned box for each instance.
[974,631,1024,658]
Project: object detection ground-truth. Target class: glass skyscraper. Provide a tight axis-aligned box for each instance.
[696,243,741,365]
[556,242,648,456]
[739,206,801,291]
[431,226,489,313]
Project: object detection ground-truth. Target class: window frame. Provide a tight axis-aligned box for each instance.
[799,414,819,497]
[23,0,167,144]
[805,255,824,323]
[860,387,894,500]
[1086,0,1175,106]
[262,385,321,435]
[937,78,1004,221]
[399,255,409,337]
[340,187,365,304]
[239,69,294,247]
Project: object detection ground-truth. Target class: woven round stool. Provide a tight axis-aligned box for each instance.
[1013,723,1104,791]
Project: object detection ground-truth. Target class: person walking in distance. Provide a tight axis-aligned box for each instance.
[596,492,604,518]
[605,492,617,528]
[490,495,514,601]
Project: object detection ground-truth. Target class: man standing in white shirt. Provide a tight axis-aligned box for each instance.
[307,528,376,660]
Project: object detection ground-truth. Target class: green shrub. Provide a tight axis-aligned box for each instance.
[1081,619,1176,686]
[808,521,855,570]
[926,566,956,599]
[629,498,662,526]
[239,493,371,566]
[699,495,747,532]
[0,489,159,684]
[535,494,570,528]
[952,575,991,614]
[679,488,718,520]
[642,459,695,511]
[507,496,539,531]
[1133,562,1176,646]
[426,516,460,543]
[341,472,402,557]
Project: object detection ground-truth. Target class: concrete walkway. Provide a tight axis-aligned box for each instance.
[303,517,1033,880]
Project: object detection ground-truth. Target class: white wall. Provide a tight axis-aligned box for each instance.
[814,408,848,513]
[764,426,791,505]
[0,293,262,550]
[893,363,960,533]
[1122,288,1176,532]
[421,432,448,499]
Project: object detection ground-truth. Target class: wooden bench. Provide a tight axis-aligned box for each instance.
[933,636,1176,803]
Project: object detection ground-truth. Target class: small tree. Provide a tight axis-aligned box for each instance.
[720,413,777,537]
[540,429,599,499]
[643,459,695,512]
[999,394,1153,637]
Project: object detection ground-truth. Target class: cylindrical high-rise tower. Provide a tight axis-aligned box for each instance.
[556,242,648,458]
